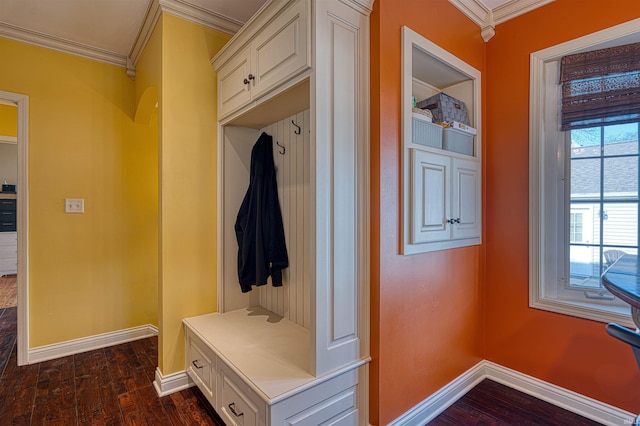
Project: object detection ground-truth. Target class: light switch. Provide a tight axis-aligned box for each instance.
[65,198,84,214]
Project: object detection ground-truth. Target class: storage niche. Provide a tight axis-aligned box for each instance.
[183,0,372,424]
[402,26,482,255]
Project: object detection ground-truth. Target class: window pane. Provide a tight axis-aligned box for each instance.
[602,202,638,246]
[571,158,600,199]
[604,123,638,156]
[569,244,600,288]
[603,156,638,199]
[603,247,637,271]
[571,128,601,158]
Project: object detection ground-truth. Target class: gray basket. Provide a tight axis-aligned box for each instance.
[412,114,442,149]
[417,92,470,125]
[443,128,474,156]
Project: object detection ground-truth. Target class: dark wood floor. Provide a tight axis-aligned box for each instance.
[428,379,603,426]
[0,306,224,425]
[0,302,606,425]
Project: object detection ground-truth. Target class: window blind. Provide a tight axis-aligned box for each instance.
[560,42,640,131]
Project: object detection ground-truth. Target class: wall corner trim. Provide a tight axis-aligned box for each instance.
[153,368,193,397]
[388,360,636,426]
[27,324,158,364]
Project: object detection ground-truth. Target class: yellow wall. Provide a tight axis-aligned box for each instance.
[0,37,158,346]
[157,14,230,375]
[0,104,17,136]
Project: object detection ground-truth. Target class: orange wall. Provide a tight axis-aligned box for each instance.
[370,1,486,424]
[485,0,640,413]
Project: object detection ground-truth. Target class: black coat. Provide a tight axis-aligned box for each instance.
[235,132,289,293]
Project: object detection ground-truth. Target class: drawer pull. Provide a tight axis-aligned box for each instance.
[228,402,244,417]
[191,359,204,369]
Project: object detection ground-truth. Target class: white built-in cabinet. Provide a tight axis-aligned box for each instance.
[183,0,372,425]
[410,150,480,245]
[402,26,482,255]
[216,0,310,119]
[0,231,17,276]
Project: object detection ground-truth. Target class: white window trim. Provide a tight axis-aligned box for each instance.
[529,18,640,329]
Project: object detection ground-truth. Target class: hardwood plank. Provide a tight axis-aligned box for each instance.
[118,384,170,425]
[37,355,75,384]
[105,342,152,395]
[0,306,17,334]
[428,380,604,426]
[161,386,222,426]
[130,338,157,382]
[0,385,38,425]
[75,349,123,424]
[31,355,77,424]
[31,377,77,424]
[0,331,16,375]
[0,346,39,390]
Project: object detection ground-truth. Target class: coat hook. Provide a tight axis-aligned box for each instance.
[292,120,301,135]
[276,140,286,155]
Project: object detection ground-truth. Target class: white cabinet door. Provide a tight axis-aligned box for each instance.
[411,149,450,244]
[452,158,481,241]
[215,0,310,120]
[251,0,309,100]
[218,45,252,118]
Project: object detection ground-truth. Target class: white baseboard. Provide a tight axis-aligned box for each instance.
[28,324,158,364]
[389,360,637,426]
[153,367,193,397]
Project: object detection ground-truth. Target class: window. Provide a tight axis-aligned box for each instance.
[569,211,583,243]
[568,124,639,295]
[530,20,640,328]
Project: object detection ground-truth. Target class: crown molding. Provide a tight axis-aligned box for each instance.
[340,0,375,15]
[128,0,162,73]
[0,0,245,80]
[448,0,490,27]
[449,0,555,42]
[158,0,243,35]
[0,20,128,68]
[492,0,555,25]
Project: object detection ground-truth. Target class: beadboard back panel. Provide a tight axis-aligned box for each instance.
[259,109,311,328]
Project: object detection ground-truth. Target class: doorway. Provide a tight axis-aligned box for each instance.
[0,91,28,365]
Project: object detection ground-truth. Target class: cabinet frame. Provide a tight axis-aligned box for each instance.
[402,26,482,255]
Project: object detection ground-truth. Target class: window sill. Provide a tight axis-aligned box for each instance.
[530,296,635,329]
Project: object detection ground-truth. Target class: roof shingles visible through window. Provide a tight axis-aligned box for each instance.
[571,140,638,198]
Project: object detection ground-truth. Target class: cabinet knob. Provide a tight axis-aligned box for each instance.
[243,74,255,85]
[228,402,244,417]
[455,218,461,224]
[191,360,204,369]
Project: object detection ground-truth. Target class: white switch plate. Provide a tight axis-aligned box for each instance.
[65,198,84,214]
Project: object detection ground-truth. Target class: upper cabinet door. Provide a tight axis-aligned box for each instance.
[218,45,252,119]
[251,0,310,100]
[452,158,481,241]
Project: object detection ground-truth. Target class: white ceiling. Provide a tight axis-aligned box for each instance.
[0,0,547,74]
[0,0,268,71]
